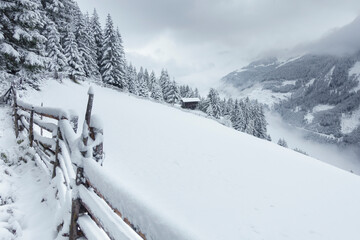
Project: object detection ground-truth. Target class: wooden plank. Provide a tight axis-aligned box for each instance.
[78,215,111,240]
[84,179,146,240]
[78,185,144,240]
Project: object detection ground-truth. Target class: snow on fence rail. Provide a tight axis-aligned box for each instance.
[1,85,146,240]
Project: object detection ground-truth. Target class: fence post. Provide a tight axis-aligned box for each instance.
[12,87,19,138]
[40,102,43,136]
[29,108,34,147]
[52,126,61,178]
[85,87,94,127]
[70,87,94,238]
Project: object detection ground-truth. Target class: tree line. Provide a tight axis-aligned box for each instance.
[0,0,269,140]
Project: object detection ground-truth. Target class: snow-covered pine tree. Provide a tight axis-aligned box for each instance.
[205,88,221,119]
[100,14,123,88]
[137,67,149,97]
[159,69,170,93]
[277,138,288,148]
[74,10,99,78]
[127,63,138,94]
[115,27,127,90]
[90,9,103,68]
[163,79,180,104]
[144,68,150,89]
[148,70,157,93]
[230,99,245,131]
[63,24,84,80]
[44,0,77,44]
[150,74,163,101]
[84,13,100,79]
[253,103,268,139]
[44,21,67,74]
[0,0,46,74]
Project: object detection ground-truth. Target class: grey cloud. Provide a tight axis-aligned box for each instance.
[77,0,360,91]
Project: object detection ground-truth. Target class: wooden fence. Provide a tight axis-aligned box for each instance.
[1,85,146,240]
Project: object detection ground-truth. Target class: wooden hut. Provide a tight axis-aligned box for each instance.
[180,97,200,110]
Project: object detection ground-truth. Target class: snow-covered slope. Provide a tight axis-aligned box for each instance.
[21,79,360,240]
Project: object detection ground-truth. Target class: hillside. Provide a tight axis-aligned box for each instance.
[14,78,360,240]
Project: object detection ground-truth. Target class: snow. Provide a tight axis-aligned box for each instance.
[229,83,291,107]
[306,78,316,87]
[305,105,335,123]
[349,61,360,76]
[180,97,200,103]
[78,185,143,240]
[281,80,296,86]
[349,61,360,93]
[340,108,360,134]
[312,104,335,113]
[276,56,303,68]
[0,43,19,59]
[20,79,360,240]
[304,112,314,123]
[324,66,335,85]
[78,215,110,240]
[0,106,55,240]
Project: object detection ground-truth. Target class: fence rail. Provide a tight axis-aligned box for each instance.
[1,84,146,240]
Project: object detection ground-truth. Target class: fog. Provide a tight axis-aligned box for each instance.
[77,0,360,92]
[266,111,360,175]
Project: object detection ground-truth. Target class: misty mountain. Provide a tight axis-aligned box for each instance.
[221,52,360,146]
[220,15,360,146]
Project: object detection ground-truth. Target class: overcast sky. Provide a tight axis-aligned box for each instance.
[76,0,360,91]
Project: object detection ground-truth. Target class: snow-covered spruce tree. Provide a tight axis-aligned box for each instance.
[163,80,180,104]
[100,14,124,88]
[84,13,100,79]
[74,10,99,78]
[0,0,46,75]
[277,138,288,148]
[115,27,127,90]
[44,0,78,44]
[231,99,245,131]
[90,9,103,67]
[159,69,170,94]
[127,63,138,94]
[44,21,67,74]
[150,80,163,101]
[205,88,222,119]
[63,24,84,80]
[144,68,150,89]
[148,70,157,93]
[253,103,268,139]
[137,67,149,97]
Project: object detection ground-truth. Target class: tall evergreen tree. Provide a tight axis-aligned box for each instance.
[114,27,127,89]
[45,21,67,73]
[0,0,46,74]
[74,10,98,78]
[63,24,84,80]
[205,88,221,119]
[137,67,149,97]
[100,14,123,88]
[127,63,138,94]
[90,9,103,67]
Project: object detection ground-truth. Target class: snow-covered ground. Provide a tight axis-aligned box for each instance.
[341,107,360,134]
[16,78,360,240]
[221,82,292,106]
[0,106,55,240]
